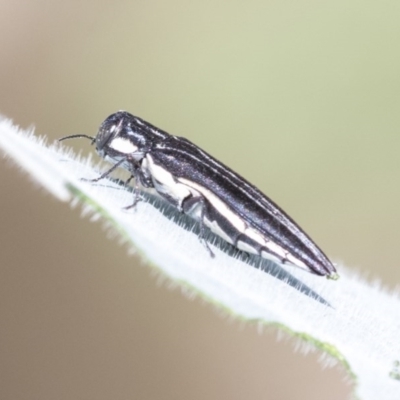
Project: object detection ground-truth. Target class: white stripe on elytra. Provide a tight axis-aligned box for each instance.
[285,253,308,270]
[164,141,304,238]
[178,163,307,266]
[132,117,169,139]
[144,153,308,270]
[109,137,138,154]
[262,239,289,260]
[158,141,320,262]
[237,240,258,254]
[144,155,192,208]
[261,251,285,265]
[204,218,234,244]
[178,178,247,234]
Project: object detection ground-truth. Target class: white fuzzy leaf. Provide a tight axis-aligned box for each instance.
[1,116,400,400]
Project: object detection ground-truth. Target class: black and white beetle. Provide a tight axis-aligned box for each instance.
[60,111,337,277]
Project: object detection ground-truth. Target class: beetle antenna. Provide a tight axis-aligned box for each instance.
[59,134,95,144]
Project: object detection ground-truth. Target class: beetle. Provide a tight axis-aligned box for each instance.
[60,111,337,277]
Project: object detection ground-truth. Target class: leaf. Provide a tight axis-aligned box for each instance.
[1,116,400,400]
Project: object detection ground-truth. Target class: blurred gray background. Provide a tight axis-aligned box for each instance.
[1,1,400,399]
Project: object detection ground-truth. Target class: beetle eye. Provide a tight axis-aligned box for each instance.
[95,118,120,152]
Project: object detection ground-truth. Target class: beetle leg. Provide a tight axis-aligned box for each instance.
[123,167,151,210]
[81,158,126,183]
[182,195,215,258]
[124,178,142,210]
[125,175,134,185]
